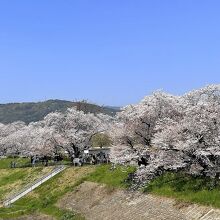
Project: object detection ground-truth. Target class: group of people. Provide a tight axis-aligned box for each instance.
[72,151,110,166]
[30,155,63,167]
[9,151,110,168]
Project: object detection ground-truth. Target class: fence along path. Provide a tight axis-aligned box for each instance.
[3,165,66,207]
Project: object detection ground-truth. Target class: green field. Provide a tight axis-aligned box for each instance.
[86,164,136,189]
[0,163,134,220]
[0,166,54,204]
[144,171,220,208]
[0,158,29,169]
[2,158,220,219]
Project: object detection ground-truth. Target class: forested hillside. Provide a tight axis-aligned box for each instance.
[0,100,119,124]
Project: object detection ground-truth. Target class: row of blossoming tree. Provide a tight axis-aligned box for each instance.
[0,109,113,159]
[1,85,220,187]
[110,84,220,187]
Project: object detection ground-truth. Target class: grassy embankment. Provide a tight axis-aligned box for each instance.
[0,158,54,205]
[0,162,135,220]
[144,171,220,208]
[3,156,220,219]
[0,158,29,169]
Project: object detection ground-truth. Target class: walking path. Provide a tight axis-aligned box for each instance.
[3,165,66,207]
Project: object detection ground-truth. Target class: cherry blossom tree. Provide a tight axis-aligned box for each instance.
[111,91,182,149]
[0,121,27,156]
[111,85,220,187]
[2,85,220,188]
[0,107,113,159]
[43,108,113,158]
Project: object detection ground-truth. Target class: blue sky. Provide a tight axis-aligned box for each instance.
[0,1,220,106]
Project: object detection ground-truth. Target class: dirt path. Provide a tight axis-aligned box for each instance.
[58,181,220,220]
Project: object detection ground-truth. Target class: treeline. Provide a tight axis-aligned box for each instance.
[1,85,220,188]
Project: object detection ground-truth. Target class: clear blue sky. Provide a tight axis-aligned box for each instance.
[0,1,220,106]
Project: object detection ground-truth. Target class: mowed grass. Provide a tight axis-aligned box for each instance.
[0,158,29,169]
[3,162,220,218]
[85,164,136,189]
[144,171,220,208]
[0,166,54,204]
[0,166,96,219]
[0,164,135,219]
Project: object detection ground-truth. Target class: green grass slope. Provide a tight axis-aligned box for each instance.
[3,163,220,219]
[0,167,54,206]
[0,165,134,220]
[144,171,220,208]
[0,158,29,169]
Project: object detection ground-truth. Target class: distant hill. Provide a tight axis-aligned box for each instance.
[0,100,120,124]
[105,106,122,111]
